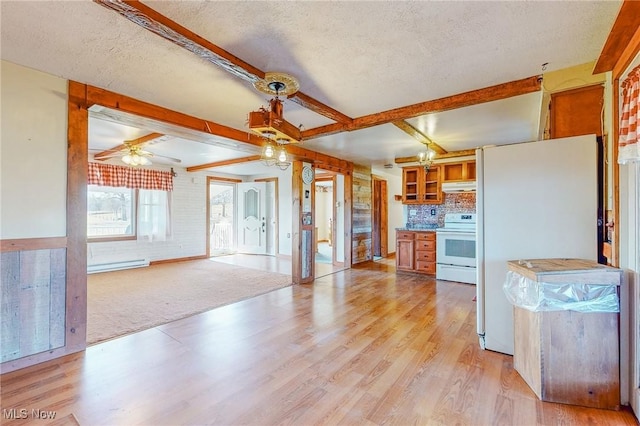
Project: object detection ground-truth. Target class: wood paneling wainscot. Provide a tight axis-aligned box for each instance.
[352,164,372,264]
[1,246,67,363]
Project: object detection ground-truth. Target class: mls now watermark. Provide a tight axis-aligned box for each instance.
[3,408,57,420]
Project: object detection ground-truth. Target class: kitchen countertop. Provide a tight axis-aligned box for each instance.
[396,225,438,231]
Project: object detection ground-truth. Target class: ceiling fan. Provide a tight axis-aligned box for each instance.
[92,133,182,166]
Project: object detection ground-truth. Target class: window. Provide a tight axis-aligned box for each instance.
[87,185,135,240]
[87,186,172,241]
[138,189,171,241]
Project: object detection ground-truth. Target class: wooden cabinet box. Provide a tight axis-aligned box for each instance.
[507,259,623,410]
[396,232,414,271]
[402,166,442,205]
[442,160,476,182]
[396,230,436,274]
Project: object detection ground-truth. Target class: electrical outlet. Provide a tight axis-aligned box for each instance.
[430,209,436,216]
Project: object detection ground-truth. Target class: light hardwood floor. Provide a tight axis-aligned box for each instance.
[1,258,637,425]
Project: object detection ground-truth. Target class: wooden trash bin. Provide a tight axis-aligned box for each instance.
[505,258,623,410]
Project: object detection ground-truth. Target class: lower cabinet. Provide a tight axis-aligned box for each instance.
[396,230,436,274]
[396,231,415,272]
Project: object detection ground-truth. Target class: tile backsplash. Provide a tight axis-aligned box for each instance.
[405,192,476,228]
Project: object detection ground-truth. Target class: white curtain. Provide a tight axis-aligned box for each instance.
[619,65,640,164]
[138,189,172,241]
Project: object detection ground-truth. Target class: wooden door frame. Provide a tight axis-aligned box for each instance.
[372,174,388,258]
[206,176,241,257]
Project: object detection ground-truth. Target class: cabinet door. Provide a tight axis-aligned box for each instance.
[402,167,421,204]
[442,161,476,182]
[396,239,414,271]
[423,166,442,204]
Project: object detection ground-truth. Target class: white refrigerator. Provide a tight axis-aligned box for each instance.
[476,134,598,355]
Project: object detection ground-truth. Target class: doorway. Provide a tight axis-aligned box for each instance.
[208,180,236,257]
[315,177,334,265]
[372,175,388,260]
[314,169,348,278]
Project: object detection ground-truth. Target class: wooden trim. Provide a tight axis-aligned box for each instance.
[85,85,353,175]
[187,155,261,172]
[93,132,163,160]
[88,235,137,243]
[1,346,76,374]
[149,255,209,266]
[94,0,264,83]
[292,161,302,284]
[395,149,477,164]
[612,23,640,80]
[371,176,388,258]
[66,80,89,355]
[392,121,447,154]
[94,0,350,124]
[207,176,242,183]
[344,171,353,268]
[205,176,213,258]
[287,91,352,124]
[0,237,68,253]
[593,0,640,74]
[331,175,338,265]
[613,78,621,268]
[304,76,542,138]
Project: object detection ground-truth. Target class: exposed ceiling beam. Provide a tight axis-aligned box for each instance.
[394,149,477,164]
[303,76,542,139]
[392,121,447,154]
[94,0,353,125]
[84,84,353,174]
[593,0,640,74]
[93,132,163,160]
[187,155,261,172]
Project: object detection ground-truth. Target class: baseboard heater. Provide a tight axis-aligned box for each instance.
[87,259,149,274]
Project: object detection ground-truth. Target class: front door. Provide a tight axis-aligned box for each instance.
[236,182,267,254]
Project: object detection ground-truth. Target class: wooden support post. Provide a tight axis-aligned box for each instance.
[292,161,315,284]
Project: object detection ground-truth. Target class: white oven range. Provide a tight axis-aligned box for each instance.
[436,213,476,285]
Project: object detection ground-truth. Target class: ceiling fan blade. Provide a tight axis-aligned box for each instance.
[153,154,182,164]
[91,151,124,159]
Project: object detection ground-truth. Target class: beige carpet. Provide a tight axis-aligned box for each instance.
[87,259,292,345]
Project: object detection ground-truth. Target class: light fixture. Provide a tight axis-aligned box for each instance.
[417,144,436,171]
[122,146,152,166]
[250,72,302,171]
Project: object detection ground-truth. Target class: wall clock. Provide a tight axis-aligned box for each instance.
[302,166,314,184]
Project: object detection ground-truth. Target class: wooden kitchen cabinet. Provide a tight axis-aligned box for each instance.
[442,160,476,182]
[396,231,415,271]
[402,166,442,204]
[395,230,436,274]
[414,232,436,273]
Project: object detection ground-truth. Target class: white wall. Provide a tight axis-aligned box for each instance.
[87,165,210,265]
[371,167,404,254]
[1,61,68,239]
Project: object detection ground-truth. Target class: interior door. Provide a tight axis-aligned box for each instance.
[236,182,267,254]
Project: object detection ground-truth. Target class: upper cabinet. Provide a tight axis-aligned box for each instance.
[442,160,476,183]
[402,166,442,205]
[549,85,604,139]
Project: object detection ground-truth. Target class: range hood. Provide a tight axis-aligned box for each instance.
[442,181,476,193]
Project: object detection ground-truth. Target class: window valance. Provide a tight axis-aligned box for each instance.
[619,64,640,164]
[88,162,173,191]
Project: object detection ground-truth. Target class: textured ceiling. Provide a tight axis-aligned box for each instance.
[0,1,622,174]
